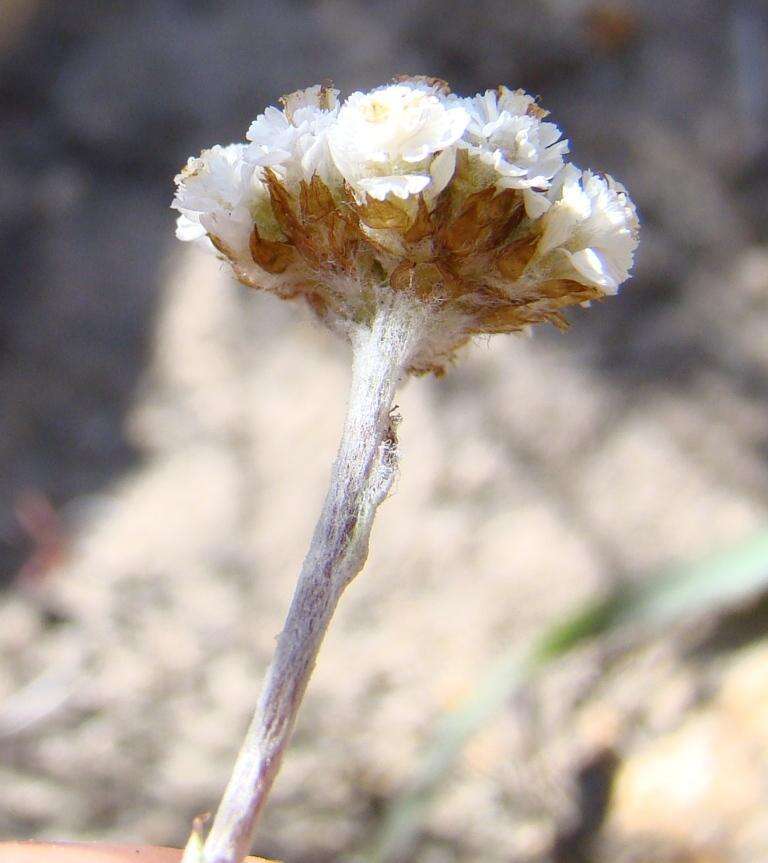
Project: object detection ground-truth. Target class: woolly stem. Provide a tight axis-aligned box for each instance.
[197,296,422,863]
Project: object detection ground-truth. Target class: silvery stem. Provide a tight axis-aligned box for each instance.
[197,296,422,863]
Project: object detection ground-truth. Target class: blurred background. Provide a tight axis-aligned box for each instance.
[1,1,768,861]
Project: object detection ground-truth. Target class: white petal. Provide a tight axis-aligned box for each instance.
[522,188,551,219]
[428,147,457,199]
[538,201,580,256]
[568,248,621,293]
[357,173,431,200]
[175,213,206,242]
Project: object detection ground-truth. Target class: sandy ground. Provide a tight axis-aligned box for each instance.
[2,243,767,862]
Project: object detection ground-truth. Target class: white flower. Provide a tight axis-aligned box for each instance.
[536,164,639,293]
[458,87,568,187]
[328,83,470,201]
[172,79,639,351]
[172,143,270,259]
[245,108,296,166]
[452,87,568,218]
[246,85,341,188]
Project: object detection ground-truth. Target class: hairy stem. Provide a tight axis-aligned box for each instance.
[197,296,422,863]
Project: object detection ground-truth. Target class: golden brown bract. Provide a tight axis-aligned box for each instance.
[392,74,452,95]
[208,155,603,375]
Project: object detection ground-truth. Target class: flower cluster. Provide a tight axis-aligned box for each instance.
[172,77,638,374]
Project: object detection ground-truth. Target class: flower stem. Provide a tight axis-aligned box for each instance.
[198,296,422,863]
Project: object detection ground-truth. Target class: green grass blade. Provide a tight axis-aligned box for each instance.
[365,530,768,863]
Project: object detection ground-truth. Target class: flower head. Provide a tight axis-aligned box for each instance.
[327,81,469,202]
[172,78,640,374]
[533,164,639,293]
[457,87,568,188]
[172,143,273,260]
[246,84,341,188]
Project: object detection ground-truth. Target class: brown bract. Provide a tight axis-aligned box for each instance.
[280,81,337,121]
[212,150,601,375]
[392,74,452,95]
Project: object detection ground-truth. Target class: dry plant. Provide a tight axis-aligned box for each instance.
[171,76,639,863]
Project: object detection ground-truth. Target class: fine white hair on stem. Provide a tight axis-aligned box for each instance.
[195,294,424,863]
